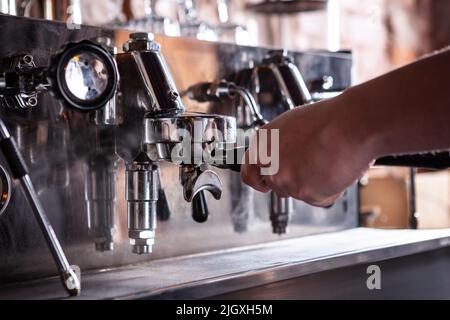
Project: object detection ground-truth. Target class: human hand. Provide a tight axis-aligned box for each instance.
[240,96,376,207]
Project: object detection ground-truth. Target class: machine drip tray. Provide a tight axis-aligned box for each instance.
[1,228,450,299]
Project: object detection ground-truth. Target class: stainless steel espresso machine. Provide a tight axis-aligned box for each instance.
[4,13,449,300]
[2,12,450,301]
[0,14,357,297]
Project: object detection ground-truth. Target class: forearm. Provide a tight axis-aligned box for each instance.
[333,47,450,159]
[242,48,450,205]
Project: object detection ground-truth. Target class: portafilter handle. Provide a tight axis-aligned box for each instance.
[213,147,450,172]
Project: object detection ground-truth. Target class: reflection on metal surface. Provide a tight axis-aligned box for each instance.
[0,15,356,288]
[0,117,80,296]
[264,49,312,106]
[143,113,237,161]
[64,52,110,101]
[126,160,157,254]
[0,165,11,215]
[121,32,184,117]
[257,49,312,109]
[185,81,266,129]
[85,156,118,252]
[0,54,41,110]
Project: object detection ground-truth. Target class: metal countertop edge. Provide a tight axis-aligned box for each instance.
[112,235,450,300]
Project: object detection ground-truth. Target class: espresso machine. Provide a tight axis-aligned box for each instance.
[0,13,361,298]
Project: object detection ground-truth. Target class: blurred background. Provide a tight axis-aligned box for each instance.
[6,0,450,230]
[73,0,450,81]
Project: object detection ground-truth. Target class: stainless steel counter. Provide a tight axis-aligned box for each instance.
[1,227,450,300]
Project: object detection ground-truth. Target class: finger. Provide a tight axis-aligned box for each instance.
[241,163,270,193]
[247,127,276,168]
[301,192,343,208]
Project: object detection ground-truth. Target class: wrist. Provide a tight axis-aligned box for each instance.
[326,87,385,161]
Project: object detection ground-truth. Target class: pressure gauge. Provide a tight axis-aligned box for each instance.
[50,41,119,112]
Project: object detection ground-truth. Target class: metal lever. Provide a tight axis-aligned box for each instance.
[0,119,80,296]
